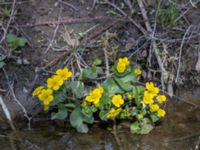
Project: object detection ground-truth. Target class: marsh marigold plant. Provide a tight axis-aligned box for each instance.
[32,57,167,134]
[32,67,72,110]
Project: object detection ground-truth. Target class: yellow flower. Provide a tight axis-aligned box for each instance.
[112,94,124,107]
[93,97,100,105]
[134,68,142,75]
[157,109,166,117]
[56,68,72,81]
[107,108,122,119]
[86,89,101,102]
[156,95,167,104]
[119,57,130,66]
[85,87,104,106]
[145,82,159,96]
[97,86,104,94]
[143,91,154,105]
[150,104,159,112]
[137,114,143,120]
[116,57,130,73]
[116,63,126,73]
[47,75,64,90]
[32,86,44,97]
[38,89,54,105]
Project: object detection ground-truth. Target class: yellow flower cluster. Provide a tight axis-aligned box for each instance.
[142,82,167,117]
[107,108,122,119]
[116,57,130,73]
[146,82,159,96]
[85,86,104,106]
[47,68,72,90]
[32,67,72,111]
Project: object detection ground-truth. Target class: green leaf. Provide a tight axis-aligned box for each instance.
[130,107,138,116]
[10,38,20,49]
[70,81,84,98]
[114,77,133,92]
[102,77,123,96]
[99,92,110,107]
[6,33,27,49]
[132,86,145,95]
[140,109,147,116]
[19,37,27,47]
[92,58,102,66]
[64,103,76,108]
[119,72,137,83]
[132,86,144,106]
[70,107,82,127]
[130,121,141,134]
[150,114,159,122]
[82,113,94,124]
[81,107,93,119]
[70,107,91,133]
[99,110,108,121]
[51,107,68,120]
[50,89,67,106]
[142,118,151,124]
[6,33,16,43]
[138,123,154,134]
[80,66,103,80]
[130,121,154,134]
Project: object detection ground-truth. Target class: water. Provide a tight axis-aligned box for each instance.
[0,88,200,150]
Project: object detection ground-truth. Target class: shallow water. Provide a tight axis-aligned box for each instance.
[0,88,200,150]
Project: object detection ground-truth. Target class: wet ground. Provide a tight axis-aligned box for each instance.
[0,88,200,150]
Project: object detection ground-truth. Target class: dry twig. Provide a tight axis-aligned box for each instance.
[175,25,192,83]
[137,0,168,90]
[103,31,110,77]
[105,0,147,35]
[3,69,32,129]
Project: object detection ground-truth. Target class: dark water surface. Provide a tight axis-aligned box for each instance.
[0,88,200,150]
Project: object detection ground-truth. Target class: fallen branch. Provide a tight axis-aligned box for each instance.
[0,95,16,132]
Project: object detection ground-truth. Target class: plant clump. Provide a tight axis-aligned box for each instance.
[32,57,167,134]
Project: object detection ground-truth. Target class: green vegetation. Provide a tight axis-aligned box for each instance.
[157,0,179,27]
[32,57,167,134]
